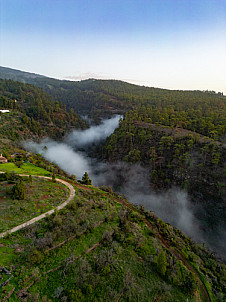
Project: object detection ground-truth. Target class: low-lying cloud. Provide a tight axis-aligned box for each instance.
[65,115,122,147]
[25,140,92,177]
[92,162,200,240]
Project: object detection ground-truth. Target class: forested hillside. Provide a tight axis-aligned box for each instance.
[101,106,225,259]
[1,66,225,125]
[0,67,225,259]
[0,79,88,139]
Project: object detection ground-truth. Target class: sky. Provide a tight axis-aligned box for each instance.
[0,0,226,93]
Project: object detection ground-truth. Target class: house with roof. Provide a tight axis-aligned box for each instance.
[0,154,8,163]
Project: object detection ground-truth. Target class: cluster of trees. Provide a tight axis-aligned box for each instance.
[12,179,26,200]
[102,109,225,254]
[0,79,88,138]
[103,111,224,189]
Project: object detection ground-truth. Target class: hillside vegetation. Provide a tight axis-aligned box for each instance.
[0,71,225,254]
[101,108,225,257]
[0,79,88,139]
[1,66,225,128]
[0,173,225,301]
[0,68,225,300]
[0,173,68,233]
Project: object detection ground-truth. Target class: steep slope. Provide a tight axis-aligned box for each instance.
[0,79,88,139]
[0,174,225,301]
[0,95,225,301]
[101,110,226,260]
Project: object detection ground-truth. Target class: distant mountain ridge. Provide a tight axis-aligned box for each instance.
[0,66,46,80]
[1,66,225,124]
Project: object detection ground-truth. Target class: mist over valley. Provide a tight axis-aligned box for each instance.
[1,0,226,299]
[0,69,225,301]
[24,115,225,260]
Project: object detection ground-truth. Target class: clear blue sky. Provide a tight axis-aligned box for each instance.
[1,0,226,93]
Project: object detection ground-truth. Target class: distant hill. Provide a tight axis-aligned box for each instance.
[1,66,225,124]
[0,66,46,81]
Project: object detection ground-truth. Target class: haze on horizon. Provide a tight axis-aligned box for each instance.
[0,0,226,93]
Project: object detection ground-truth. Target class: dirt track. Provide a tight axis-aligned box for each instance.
[0,175,75,238]
[0,176,210,301]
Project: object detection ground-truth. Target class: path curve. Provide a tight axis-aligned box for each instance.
[0,175,75,238]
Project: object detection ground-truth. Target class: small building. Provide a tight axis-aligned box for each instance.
[0,154,8,163]
[0,110,10,113]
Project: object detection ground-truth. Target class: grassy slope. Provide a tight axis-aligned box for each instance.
[0,178,225,301]
[0,177,68,232]
[0,163,50,176]
[0,185,189,302]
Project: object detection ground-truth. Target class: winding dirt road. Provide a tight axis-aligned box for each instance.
[0,176,210,301]
[0,175,75,238]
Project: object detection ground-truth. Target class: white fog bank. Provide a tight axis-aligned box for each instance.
[65,115,122,147]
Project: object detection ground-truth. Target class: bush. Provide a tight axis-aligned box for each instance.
[28,249,44,265]
[156,250,167,277]
[13,179,26,200]
[102,230,113,246]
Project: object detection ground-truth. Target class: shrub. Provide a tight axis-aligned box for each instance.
[102,230,113,246]
[52,174,56,182]
[12,179,26,200]
[28,249,44,265]
[156,250,167,277]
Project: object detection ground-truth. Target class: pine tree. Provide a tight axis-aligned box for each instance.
[81,172,92,185]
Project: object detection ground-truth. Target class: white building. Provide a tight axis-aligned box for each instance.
[0,110,10,113]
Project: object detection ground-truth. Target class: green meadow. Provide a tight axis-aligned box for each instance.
[0,162,50,176]
[0,177,69,233]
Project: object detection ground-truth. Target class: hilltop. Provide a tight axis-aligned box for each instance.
[1,66,225,123]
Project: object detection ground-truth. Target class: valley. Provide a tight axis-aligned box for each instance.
[0,68,225,301]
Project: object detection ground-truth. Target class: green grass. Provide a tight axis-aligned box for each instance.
[0,177,69,232]
[0,182,223,302]
[0,162,50,175]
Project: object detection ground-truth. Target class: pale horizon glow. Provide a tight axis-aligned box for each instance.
[0,0,226,93]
